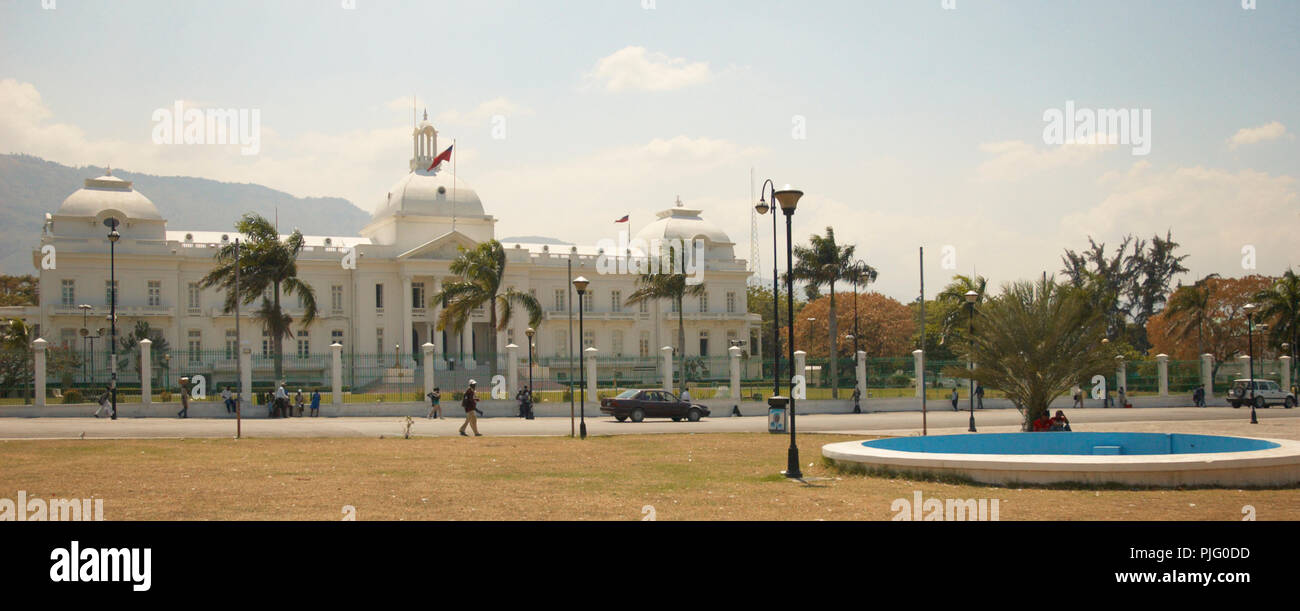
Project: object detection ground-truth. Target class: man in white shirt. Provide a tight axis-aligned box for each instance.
[221,387,233,414]
[275,384,289,418]
[681,386,691,402]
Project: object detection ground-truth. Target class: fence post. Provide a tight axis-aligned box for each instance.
[1237,355,1251,381]
[1156,353,1168,397]
[32,338,47,408]
[139,338,152,405]
[856,350,867,401]
[1281,356,1293,395]
[331,342,343,405]
[728,345,741,400]
[506,343,519,397]
[1116,356,1127,393]
[1201,353,1214,399]
[794,351,807,389]
[585,347,598,401]
[423,342,436,398]
[912,349,925,398]
[660,346,673,392]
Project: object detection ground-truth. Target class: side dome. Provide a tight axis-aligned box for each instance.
[56,172,162,220]
[633,202,735,258]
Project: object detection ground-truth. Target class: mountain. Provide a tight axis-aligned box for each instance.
[0,154,370,274]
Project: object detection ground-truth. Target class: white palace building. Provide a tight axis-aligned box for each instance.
[10,115,760,392]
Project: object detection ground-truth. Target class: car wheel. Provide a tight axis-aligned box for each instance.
[1285,396,1295,409]
[1254,395,1267,409]
[687,408,702,422]
[630,408,645,423]
[615,415,627,422]
[1230,401,1240,409]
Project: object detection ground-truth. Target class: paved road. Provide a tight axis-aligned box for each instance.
[1,406,1295,439]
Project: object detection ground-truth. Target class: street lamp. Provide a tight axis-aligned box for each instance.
[105,217,120,420]
[964,289,978,432]
[776,185,803,479]
[525,326,535,413]
[1244,302,1258,424]
[573,276,589,439]
[163,352,171,390]
[755,180,780,400]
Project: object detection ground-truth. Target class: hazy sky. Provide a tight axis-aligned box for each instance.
[3,0,1297,302]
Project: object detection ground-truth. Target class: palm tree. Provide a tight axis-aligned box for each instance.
[431,240,542,378]
[200,213,317,382]
[789,227,859,398]
[625,246,705,393]
[117,320,169,380]
[0,318,35,401]
[936,274,988,347]
[1165,273,1220,355]
[1255,268,1300,390]
[945,277,1111,428]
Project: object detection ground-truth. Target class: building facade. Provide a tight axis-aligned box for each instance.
[12,116,760,391]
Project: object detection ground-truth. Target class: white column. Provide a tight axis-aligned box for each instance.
[913,349,925,398]
[794,350,807,388]
[139,338,152,405]
[330,342,343,405]
[585,346,598,401]
[1116,357,1127,392]
[660,346,673,391]
[1201,353,1215,399]
[1237,355,1252,380]
[728,345,741,400]
[1281,356,1292,395]
[240,343,252,408]
[400,275,413,366]
[461,323,475,369]
[506,343,519,396]
[1156,353,1169,396]
[32,338,47,407]
[856,350,867,399]
[422,342,436,397]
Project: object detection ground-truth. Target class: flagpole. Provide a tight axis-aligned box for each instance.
[452,137,457,231]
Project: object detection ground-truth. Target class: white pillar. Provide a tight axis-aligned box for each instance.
[1116,357,1127,392]
[660,345,673,391]
[1237,355,1252,380]
[400,275,413,366]
[913,349,925,398]
[794,350,807,388]
[507,343,519,396]
[32,338,47,407]
[422,342,436,397]
[1156,353,1169,397]
[856,350,867,399]
[240,343,252,408]
[461,323,475,369]
[139,338,152,405]
[1201,353,1214,399]
[585,346,598,401]
[330,342,343,405]
[1281,356,1293,395]
[728,345,741,400]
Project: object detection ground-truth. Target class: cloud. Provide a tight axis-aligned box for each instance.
[434,98,534,126]
[975,139,1115,182]
[1227,121,1291,150]
[585,46,712,92]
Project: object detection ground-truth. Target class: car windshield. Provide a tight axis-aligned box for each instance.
[616,390,639,399]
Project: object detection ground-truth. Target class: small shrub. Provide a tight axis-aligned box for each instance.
[159,390,173,402]
[62,389,84,404]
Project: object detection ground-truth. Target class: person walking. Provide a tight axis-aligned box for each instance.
[1072,385,1083,409]
[950,386,959,411]
[310,389,321,417]
[975,384,985,409]
[851,385,862,414]
[294,389,305,417]
[93,385,111,418]
[1118,386,1128,409]
[681,386,692,402]
[426,387,442,419]
[274,383,289,418]
[176,378,190,419]
[515,385,532,418]
[459,380,482,437]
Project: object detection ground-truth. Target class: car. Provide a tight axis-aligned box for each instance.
[600,389,709,423]
[1227,379,1296,409]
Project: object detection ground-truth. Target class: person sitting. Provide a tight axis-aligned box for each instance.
[1050,410,1072,432]
[1032,411,1054,432]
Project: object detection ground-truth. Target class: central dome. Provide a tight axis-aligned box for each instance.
[372,170,485,219]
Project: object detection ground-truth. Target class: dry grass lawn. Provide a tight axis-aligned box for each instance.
[2,433,1297,520]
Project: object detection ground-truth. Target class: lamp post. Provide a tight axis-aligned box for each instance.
[964,289,978,433]
[1244,303,1258,424]
[851,260,866,356]
[78,304,93,384]
[755,180,781,399]
[573,276,589,439]
[776,186,803,479]
[525,326,535,408]
[105,217,120,420]
[1285,342,1294,396]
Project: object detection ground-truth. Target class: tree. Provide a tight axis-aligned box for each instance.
[626,245,705,392]
[1149,275,1273,381]
[746,284,805,362]
[1254,268,1300,389]
[944,277,1112,428]
[0,318,35,399]
[0,275,38,306]
[1164,273,1220,355]
[788,227,861,397]
[431,240,542,378]
[793,292,914,358]
[1060,232,1188,352]
[200,213,317,382]
[935,274,989,349]
[117,320,170,380]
